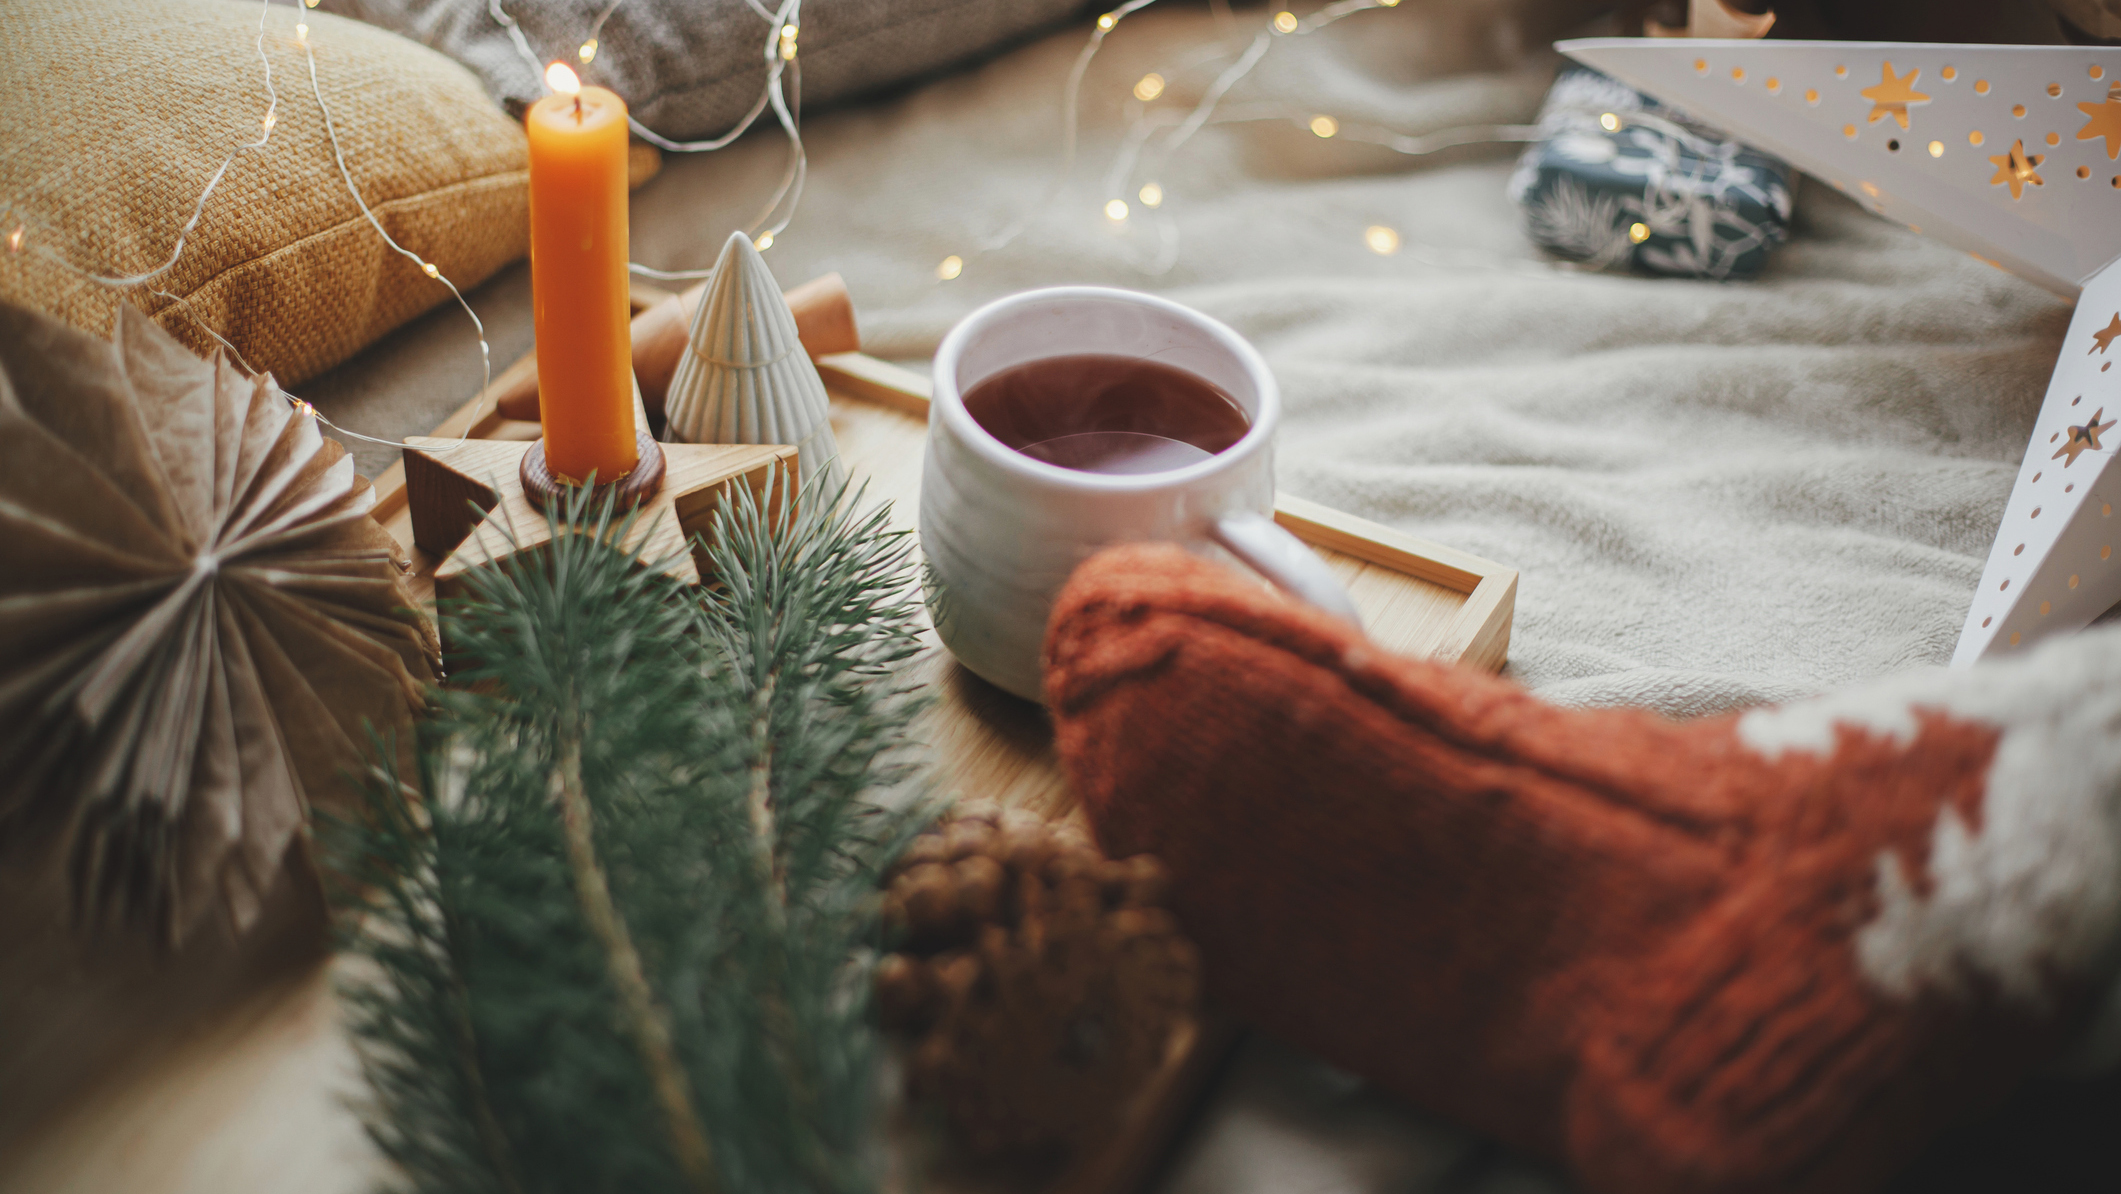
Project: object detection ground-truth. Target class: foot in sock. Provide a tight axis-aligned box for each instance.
[1042,543,2121,1194]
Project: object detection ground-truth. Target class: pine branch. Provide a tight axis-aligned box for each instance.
[550,728,719,1193]
[329,478,934,1194]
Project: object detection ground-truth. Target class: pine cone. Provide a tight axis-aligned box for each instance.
[876,802,1200,1157]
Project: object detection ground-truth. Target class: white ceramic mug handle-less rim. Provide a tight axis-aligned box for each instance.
[1209,511,1364,628]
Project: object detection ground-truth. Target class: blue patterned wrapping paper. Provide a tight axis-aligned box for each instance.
[1506,66,1795,280]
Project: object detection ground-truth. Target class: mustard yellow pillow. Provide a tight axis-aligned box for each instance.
[0,0,528,385]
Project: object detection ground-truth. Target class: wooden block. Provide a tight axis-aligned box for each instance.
[402,438,509,558]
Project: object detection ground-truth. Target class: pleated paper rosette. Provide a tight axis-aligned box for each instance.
[0,303,438,944]
[662,231,848,494]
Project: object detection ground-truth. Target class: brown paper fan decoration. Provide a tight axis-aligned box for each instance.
[0,302,438,945]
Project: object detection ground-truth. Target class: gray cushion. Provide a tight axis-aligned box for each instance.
[321,0,1090,140]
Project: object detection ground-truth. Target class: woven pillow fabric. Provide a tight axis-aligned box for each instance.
[319,0,1090,141]
[0,0,528,386]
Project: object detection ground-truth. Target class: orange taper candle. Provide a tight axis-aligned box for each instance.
[526,63,637,484]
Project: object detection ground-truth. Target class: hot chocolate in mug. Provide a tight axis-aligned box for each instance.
[919,287,1361,701]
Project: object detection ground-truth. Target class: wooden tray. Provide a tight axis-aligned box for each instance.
[0,302,1516,1194]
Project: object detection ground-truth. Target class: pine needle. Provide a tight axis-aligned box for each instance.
[328,478,933,1194]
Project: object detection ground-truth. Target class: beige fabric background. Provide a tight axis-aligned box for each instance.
[0,0,527,385]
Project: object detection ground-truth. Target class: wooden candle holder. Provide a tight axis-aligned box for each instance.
[519,429,667,512]
[402,377,796,598]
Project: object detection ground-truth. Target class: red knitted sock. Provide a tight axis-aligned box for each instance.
[1042,544,2121,1194]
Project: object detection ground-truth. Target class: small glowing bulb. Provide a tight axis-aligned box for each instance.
[1627,221,1651,243]
[756,231,775,250]
[1273,11,1299,33]
[295,22,307,42]
[1134,73,1165,102]
[1309,114,1338,138]
[579,39,597,64]
[1138,182,1164,207]
[7,226,23,253]
[546,61,582,95]
[937,255,964,281]
[1105,198,1130,222]
[1097,12,1117,30]
[1378,0,1400,7]
[262,110,276,132]
[1364,225,1400,255]
[1598,112,1620,132]
[422,262,439,278]
[779,24,798,59]
[302,0,318,7]
[1928,140,1944,157]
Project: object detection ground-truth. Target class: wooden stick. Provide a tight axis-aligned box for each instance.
[494,273,860,422]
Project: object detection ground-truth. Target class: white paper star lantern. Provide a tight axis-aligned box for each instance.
[1558,38,2121,663]
[1952,258,2121,663]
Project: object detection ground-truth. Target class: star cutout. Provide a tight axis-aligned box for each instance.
[401,435,797,598]
[1987,139,2044,199]
[2094,312,2121,355]
[1860,61,1930,130]
[2052,408,2115,466]
[2079,85,2121,160]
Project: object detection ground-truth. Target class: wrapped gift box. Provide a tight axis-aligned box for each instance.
[1507,66,1795,280]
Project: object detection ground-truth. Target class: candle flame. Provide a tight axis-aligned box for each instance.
[546,62,581,96]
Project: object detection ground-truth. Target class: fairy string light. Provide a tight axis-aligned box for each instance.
[486,0,809,278]
[297,7,494,450]
[1090,101,1541,274]
[7,0,503,455]
[9,0,283,287]
[22,0,1570,450]
[944,0,1548,281]
[148,284,422,450]
[971,0,1165,255]
[13,0,811,458]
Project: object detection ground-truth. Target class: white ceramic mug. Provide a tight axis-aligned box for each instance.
[920,286,1361,701]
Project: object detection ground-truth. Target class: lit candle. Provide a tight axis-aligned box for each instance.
[527,62,636,484]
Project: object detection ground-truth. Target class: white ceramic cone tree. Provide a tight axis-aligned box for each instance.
[663,231,848,496]
[1559,38,2121,663]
